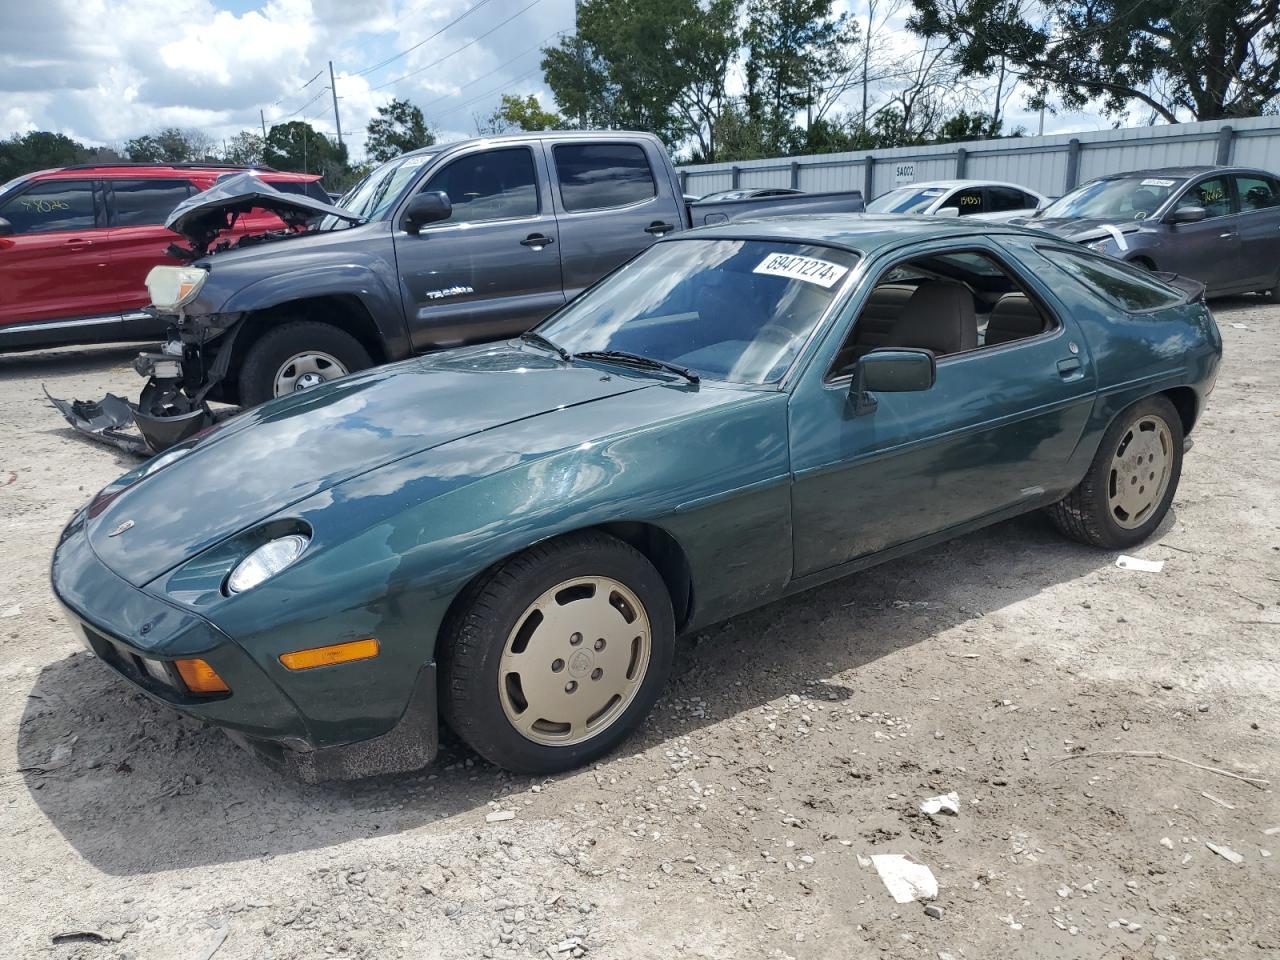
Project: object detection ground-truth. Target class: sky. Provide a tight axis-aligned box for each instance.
[0,0,1115,162]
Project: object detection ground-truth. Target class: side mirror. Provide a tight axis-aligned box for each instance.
[400,191,452,234]
[850,348,936,416]
[933,206,960,218]
[1167,204,1207,225]
[0,217,12,237]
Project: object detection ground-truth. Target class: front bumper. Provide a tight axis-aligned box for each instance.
[50,515,439,781]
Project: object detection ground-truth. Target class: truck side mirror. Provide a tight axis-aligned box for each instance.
[401,191,452,234]
[0,217,13,237]
[850,348,936,415]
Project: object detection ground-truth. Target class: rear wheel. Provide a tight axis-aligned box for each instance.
[1047,395,1183,549]
[238,320,373,408]
[440,532,675,774]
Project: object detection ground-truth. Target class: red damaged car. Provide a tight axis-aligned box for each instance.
[0,163,330,350]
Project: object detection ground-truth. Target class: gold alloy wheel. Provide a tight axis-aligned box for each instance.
[1107,413,1174,529]
[498,576,652,746]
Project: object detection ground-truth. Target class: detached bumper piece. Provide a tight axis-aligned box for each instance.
[43,388,153,456]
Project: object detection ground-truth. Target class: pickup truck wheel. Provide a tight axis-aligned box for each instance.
[1047,395,1183,549]
[238,321,373,407]
[440,532,675,774]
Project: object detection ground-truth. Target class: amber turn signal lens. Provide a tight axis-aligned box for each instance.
[175,658,230,694]
[279,638,380,671]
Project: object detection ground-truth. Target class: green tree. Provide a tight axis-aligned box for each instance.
[485,94,562,133]
[223,130,265,166]
[365,98,435,163]
[126,127,215,163]
[264,121,349,185]
[743,0,860,153]
[0,131,92,181]
[908,0,1280,122]
[542,0,742,158]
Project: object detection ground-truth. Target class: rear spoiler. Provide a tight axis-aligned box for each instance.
[1151,270,1206,304]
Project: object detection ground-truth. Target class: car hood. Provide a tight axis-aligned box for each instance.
[1022,216,1144,242]
[166,172,361,252]
[86,344,654,586]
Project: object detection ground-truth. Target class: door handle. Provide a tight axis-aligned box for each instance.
[1219,230,1238,239]
[1056,357,1082,379]
[645,221,674,236]
[65,238,93,250]
[520,234,554,249]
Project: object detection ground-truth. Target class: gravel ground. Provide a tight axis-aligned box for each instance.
[1,298,1277,960]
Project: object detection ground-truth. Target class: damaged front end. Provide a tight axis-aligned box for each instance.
[49,174,361,455]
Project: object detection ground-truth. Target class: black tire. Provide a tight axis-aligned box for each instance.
[237,320,373,408]
[1047,395,1184,549]
[439,531,676,774]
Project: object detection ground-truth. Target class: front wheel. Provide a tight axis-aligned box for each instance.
[238,320,373,408]
[1047,395,1184,549]
[440,532,675,774]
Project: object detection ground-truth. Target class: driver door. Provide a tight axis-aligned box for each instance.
[1161,175,1241,293]
[394,145,564,351]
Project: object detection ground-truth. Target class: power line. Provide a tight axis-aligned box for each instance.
[369,0,545,92]
[432,64,544,121]
[355,0,498,77]
[271,68,325,109]
[421,30,564,112]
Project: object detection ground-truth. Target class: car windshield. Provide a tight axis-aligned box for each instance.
[1038,175,1185,221]
[867,187,948,214]
[321,153,434,228]
[538,239,859,384]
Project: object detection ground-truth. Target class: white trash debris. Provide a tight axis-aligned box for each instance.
[1205,841,1244,864]
[920,792,960,816]
[1201,791,1235,810]
[1116,555,1164,572]
[485,810,516,823]
[1230,322,1249,329]
[871,854,938,903]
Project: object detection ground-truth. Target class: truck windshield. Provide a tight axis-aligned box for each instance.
[1038,176,1185,221]
[538,239,859,384]
[322,153,434,228]
[867,187,947,214]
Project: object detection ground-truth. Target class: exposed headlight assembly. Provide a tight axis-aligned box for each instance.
[226,534,310,594]
[146,265,207,311]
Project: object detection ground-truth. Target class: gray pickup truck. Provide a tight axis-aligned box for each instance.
[53,130,863,451]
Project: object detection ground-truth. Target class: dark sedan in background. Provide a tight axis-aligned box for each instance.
[1023,165,1280,297]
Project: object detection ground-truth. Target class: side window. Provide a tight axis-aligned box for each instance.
[986,186,1032,213]
[422,148,539,224]
[0,180,96,234]
[109,179,194,227]
[1044,247,1185,312]
[1177,177,1235,218]
[1235,174,1280,212]
[553,143,657,212]
[827,248,1053,379]
[939,187,984,215]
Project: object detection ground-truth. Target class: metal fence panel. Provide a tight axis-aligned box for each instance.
[677,115,1280,201]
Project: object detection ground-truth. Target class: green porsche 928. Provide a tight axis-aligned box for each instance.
[52,216,1221,780]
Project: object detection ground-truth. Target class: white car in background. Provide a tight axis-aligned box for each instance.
[867,180,1047,221]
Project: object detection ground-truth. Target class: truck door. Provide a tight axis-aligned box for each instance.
[395,144,564,350]
[546,140,682,301]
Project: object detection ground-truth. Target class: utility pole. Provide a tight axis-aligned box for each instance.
[329,60,343,147]
[260,109,268,138]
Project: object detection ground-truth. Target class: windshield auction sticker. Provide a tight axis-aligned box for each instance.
[753,252,849,288]
[1140,178,1177,187]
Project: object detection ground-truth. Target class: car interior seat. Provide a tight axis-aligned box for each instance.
[984,292,1047,345]
[882,280,978,356]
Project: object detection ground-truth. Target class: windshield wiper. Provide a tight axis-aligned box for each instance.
[573,350,700,384]
[519,330,570,361]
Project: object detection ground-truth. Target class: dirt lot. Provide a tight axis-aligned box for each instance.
[1,299,1277,960]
